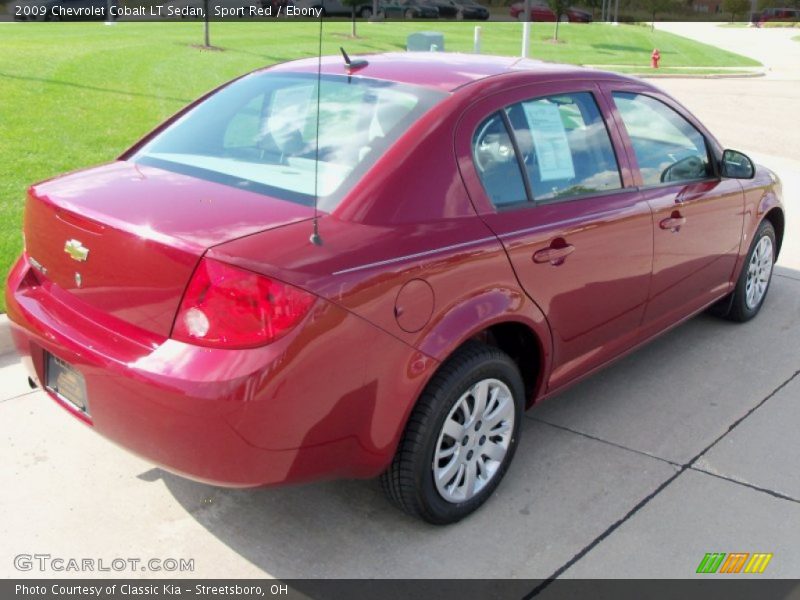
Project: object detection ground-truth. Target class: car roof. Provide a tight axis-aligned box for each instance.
[264,52,632,93]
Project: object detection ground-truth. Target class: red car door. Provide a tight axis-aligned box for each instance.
[456,80,653,392]
[532,4,556,20]
[602,84,745,329]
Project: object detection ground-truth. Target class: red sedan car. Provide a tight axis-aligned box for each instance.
[509,1,593,22]
[6,54,784,524]
[756,7,799,24]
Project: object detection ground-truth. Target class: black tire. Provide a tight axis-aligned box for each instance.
[404,8,414,18]
[359,6,372,17]
[381,341,525,525]
[713,219,776,322]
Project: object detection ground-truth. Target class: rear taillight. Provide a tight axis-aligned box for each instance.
[172,258,315,349]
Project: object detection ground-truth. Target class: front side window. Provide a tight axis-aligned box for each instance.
[507,92,622,203]
[133,73,444,210]
[612,92,712,187]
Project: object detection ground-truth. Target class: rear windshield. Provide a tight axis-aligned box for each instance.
[132,72,445,210]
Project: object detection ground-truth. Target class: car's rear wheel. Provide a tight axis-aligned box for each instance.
[404,8,414,18]
[713,219,776,322]
[381,341,524,524]
[359,6,372,17]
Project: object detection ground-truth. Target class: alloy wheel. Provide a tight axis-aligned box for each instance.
[745,235,773,309]
[433,378,515,503]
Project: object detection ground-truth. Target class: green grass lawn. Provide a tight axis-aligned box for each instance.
[0,21,760,311]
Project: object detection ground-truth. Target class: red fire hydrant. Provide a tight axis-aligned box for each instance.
[651,48,661,69]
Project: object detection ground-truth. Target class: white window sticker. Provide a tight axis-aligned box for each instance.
[523,101,575,182]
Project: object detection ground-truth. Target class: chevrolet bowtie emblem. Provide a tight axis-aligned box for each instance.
[64,239,89,262]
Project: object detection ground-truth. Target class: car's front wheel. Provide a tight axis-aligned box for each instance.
[381,341,524,524]
[714,219,776,322]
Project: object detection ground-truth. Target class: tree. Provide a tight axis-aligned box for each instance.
[722,0,750,20]
[641,0,678,30]
[203,0,211,47]
[342,0,363,37]
[546,0,571,40]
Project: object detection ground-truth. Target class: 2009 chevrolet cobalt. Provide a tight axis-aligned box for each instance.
[6,53,784,524]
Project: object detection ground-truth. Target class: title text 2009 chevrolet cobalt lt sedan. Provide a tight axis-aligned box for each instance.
[6,54,784,524]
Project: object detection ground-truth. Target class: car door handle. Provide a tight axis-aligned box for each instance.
[532,243,575,265]
[659,214,686,231]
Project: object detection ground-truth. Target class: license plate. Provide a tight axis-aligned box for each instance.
[46,353,89,415]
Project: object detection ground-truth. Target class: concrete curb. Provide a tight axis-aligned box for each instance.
[638,71,766,80]
[581,64,768,80]
[0,314,14,358]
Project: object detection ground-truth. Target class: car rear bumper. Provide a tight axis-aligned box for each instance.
[6,254,430,487]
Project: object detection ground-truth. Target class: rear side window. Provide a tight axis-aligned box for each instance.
[507,92,622,203]
[472,92,623,208]
[612,92,712,187]
[472,112,528,207]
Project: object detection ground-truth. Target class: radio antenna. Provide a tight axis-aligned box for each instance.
[309,13,324,246]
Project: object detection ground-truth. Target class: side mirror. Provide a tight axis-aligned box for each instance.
[720,149,755,179]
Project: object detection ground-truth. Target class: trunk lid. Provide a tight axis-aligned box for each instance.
[24,161,312,338]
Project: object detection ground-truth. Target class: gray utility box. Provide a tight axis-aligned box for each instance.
[406,32,445,52]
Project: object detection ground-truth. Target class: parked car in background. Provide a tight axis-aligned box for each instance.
[509,0,555,20]
[293,0,373,16]
[452,0,489,19]
[423,0,459,18]
[162,0,260,18]
[510,1,592,21]
[564,5,591,20]
[756,6,800,23]
[7,53,783,524]
[381,0,438,18]
[263,0,296,14]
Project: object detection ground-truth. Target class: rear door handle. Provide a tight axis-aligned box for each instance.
[533,243,575,265]
[659,214,686,231]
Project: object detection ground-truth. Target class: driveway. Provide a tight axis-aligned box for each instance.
[1,27,799,581]
[656,21,800,80]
